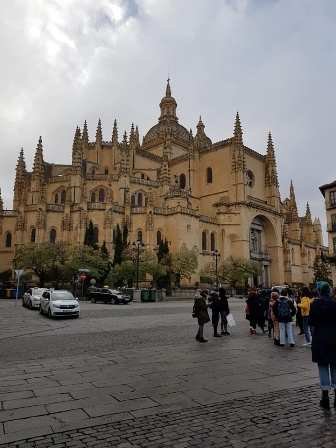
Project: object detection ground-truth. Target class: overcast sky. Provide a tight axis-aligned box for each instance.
[0,0,335,240]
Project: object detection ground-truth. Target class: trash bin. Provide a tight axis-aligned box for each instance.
[148,289,157,302]
[141,289,149,302]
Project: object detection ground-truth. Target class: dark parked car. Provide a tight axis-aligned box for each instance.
[89,288,131,304]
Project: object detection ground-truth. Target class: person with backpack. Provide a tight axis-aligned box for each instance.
[309,282,336,410]
[192,290,210,343]
[273,288,296,347]
[298,286,312,346]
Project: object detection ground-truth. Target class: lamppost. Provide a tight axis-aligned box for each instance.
[211,249,220,289]
[132,240,144,289]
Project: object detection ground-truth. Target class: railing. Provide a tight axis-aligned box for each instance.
[50,175,70,183]
[131,206,147,214]
[46,204,64,212]
[199,215,217,224]
[1,210,16,216]
[250,250,272,261]
[165,189,189,199]
[130,176,159,187]
[86,174,109,181]
[87,202,107,210]
[112,203,124,213]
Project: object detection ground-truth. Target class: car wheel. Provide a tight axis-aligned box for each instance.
[39,306,43,315]
[48,308,53,319]
[29,300,33,310]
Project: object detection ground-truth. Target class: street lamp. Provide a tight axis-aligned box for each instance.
[132,240,144,289]
[211,250,220,289]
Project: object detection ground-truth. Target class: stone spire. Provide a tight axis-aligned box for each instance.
[233,112,243,146]
[289,180,299,222]
[14,148,26,209]
[72,126,82,174]
[305,201,312,225]
[265,132,279,187]
[82,120,89,147]
[96,118,102,146]
[112,119,118,146]
[129,123,136,146]
[32,136,44,180]
[194,116,211,151]
[159,78,178,122]
[120,131,129,174]
[232,112,245,173]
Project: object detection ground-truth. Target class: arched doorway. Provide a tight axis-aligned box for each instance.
[249,215,279,288]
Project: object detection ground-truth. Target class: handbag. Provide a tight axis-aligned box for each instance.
[226,313,236,327]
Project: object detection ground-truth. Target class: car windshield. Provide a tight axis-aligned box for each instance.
[33,288,45,296]
[51,291,75,301]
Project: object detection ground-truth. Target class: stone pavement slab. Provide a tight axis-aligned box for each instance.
[0,299,325,446]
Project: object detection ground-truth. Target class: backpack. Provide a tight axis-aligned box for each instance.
[277,298,291,321]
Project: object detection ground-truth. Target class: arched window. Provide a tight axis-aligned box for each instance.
[210,232,215,252]
[179,173,186,189]
[49,229,56,244]
[138,192,143,207]
[131,194,135,206]
[98,189,105,203]
[157,230,162,246]
[90,191,96,203]
[206,167,213,184]
[137,230,143,243]
[93,226,99,244]
[60,190,66,204]
[112,228,116,243]
[104,167,109,175]
[31,228,36,243]
[291,248,295,265]
[202,231,207,251]
[5,232,12,248]
[55,193,59,204]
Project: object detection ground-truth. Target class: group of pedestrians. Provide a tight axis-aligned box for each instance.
[193,288,230,342]
[246,282,336,410]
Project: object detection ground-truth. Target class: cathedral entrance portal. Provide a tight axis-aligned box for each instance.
[249,215,278,288]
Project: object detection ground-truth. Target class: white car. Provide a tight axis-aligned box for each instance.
[40,290,80,318]
[23,288,46,309]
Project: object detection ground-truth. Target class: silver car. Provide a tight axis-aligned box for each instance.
[23,288,46,309]
[40,290,80,318]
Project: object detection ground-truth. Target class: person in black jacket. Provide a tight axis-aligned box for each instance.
[309,282,336,410]
[218,287,230,335]
[209,291,222,337]
[192,290,210,343]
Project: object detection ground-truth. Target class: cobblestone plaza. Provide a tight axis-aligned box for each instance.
[0,299,334,447]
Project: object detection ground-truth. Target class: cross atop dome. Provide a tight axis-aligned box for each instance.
[159,78,178,122]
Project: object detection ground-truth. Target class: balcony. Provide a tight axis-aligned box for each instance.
[131,207,147,214]
[250,250,272,262]
[47,204,65,212]
[326,200,336,210]
[87,202,107,211]
[327,223,336,233]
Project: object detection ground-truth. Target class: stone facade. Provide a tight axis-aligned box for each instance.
[0,80,325,286]
[319,180,336,284]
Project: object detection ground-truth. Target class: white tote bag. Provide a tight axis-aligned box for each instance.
[226,313,236,327]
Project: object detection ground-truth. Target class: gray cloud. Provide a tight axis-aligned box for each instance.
[0,0,334,241]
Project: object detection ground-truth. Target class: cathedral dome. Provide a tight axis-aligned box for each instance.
[142,80,191,149]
